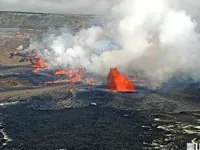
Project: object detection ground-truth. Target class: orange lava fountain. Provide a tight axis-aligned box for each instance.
[106,68,137,93]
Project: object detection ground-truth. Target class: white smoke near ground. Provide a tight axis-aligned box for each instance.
[27,0,200,88]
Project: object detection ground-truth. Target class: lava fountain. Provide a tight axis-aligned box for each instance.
[106,68,137,93]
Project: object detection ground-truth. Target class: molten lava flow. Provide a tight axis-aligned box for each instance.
[45,69,84,84]
[54,70,67,75]
[54,69,78,77]
[69,69,83,83]
[32,61,48,73]
[70,88,76,92]
[85,78,95,86]
[68,69,79,77]
[106,68,137,92]
[59,69,83,82]
[34,54,41,60]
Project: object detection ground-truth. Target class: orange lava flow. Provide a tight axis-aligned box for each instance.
[34,54,41,60]
[106,68,137,93]
[68,69,84,83]
[54,69,78,77]
[45,69,84,84]
[70,88,76,92]
[85,78,95,86]
[45,68,97,87]
[32,61,48,73]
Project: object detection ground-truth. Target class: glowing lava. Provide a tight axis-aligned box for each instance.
[106,68,137,93]
[45,69,84,84]
[54,69,78,77]
[70,88,76,92]
[45,68,96,86]
[32,61,48,73]
[85,78,95,86]
[54,70,67,75]
[67,69,84,83]
[34,54,41,60]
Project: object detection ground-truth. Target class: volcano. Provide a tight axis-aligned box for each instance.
[1,29,200,150]
[106,68,137,93]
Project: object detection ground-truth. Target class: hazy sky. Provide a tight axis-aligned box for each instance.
[0,0,120,14]
[0,0,199,21]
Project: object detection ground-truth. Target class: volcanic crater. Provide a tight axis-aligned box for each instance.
[0,13,200,150]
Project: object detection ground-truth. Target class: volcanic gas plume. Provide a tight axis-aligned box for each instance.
[25,0,200,88]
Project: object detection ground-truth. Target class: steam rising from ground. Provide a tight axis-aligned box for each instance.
[27,0,200,87]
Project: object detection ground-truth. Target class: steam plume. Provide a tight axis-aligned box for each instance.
[27,0,200,87]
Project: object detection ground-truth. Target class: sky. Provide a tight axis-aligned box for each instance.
[0,0,199,16]
[0,0,120,14]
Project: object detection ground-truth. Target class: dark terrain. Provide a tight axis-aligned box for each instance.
[0,12,200,150]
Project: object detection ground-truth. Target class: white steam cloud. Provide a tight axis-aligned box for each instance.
[27,0,200,87]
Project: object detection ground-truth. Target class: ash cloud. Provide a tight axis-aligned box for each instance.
[26,0,200,88]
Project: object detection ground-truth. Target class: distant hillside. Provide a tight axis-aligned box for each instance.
[0,11,99,29]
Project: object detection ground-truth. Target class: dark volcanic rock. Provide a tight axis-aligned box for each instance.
[1,104,162,150]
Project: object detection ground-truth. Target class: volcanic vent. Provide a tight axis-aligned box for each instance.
[106,68,137,93]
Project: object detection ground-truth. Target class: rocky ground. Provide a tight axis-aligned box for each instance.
[0,19,200,149]
[0,11,92,29]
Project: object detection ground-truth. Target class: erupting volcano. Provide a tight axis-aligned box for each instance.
[106,68,137,93]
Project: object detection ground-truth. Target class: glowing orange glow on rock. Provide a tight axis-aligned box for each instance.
[45,69,84,84]
[70,88,76,92]
[33,67,41,73]
[34,54,41,60]
[32,61,48,73]
[69,69,83,83]
[54,69,78,77]
[106,68,137,92]
[85,78,95,86]
[54,70,67,75]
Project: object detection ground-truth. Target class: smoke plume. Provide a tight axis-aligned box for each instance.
[26,0,200,87]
